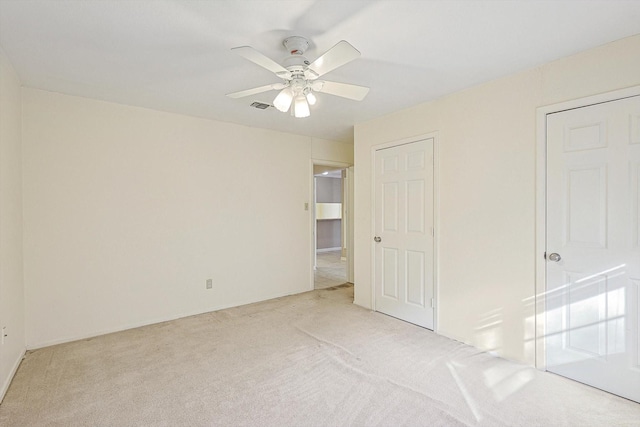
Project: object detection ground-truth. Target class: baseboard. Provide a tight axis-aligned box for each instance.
[27,286,309,350]
[0,347,25,404]
[317,247,341,253]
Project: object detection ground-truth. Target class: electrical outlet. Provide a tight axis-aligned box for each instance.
[206,279,213,289]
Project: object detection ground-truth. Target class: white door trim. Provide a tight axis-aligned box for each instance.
[534,85,640,370]
[370,132,440,332]
[346,166,355,283]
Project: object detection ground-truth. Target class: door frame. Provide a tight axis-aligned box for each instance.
[370,132,440,332]
[346,166,355,283]
[534,85,640,370]
[310,160,353,290]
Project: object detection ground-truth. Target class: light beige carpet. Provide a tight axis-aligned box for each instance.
[1,284,638,426]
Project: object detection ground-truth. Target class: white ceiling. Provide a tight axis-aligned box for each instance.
[1,1,639,143]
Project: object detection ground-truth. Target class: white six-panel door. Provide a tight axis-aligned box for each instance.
[545,95,640,402]
[374,139,435,329]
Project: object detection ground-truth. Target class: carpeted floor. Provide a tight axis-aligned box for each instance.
[314,250,347,289]
[1,285,638,426]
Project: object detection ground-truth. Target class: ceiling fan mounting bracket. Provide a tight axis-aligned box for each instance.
[283,36,310,55]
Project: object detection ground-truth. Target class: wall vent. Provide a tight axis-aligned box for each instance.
[250,101,272,110]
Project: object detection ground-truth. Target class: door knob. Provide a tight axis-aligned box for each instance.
[374,236,381,243]
[548,253,562,262]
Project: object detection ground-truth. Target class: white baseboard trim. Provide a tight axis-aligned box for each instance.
[317,247,341,253]
[1,347,25,404]
[26,285,310,351]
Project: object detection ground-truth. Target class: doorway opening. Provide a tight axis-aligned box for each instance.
[313,164,352,289]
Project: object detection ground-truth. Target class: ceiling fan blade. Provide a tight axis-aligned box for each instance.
[226,83,285,99]
[231,46,292,78]
[307,41,360,78]
[313,80,369,101]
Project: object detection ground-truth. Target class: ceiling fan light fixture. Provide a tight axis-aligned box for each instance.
[273,87,294,112]
[294,95,310,118]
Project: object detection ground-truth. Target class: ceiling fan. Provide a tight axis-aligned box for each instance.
[226,36,369,118]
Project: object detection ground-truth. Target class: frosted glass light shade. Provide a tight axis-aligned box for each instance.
[273,88,294,112]
[294,95,310,118]
[306,91,317,105]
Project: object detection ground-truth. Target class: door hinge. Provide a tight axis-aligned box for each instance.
[430,298,435,308]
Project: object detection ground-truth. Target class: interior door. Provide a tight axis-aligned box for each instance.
[374,139,435,329]
[545,95,640,402]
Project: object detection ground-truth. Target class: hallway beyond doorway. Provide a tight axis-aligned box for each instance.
[314,250,347,289]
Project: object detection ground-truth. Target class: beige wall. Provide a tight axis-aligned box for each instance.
[0,46,25,400]
[312,138,354,165]
[21,89,350,349]
[354,35,640,364]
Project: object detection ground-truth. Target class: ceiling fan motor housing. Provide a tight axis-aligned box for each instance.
[282,55,310,74]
